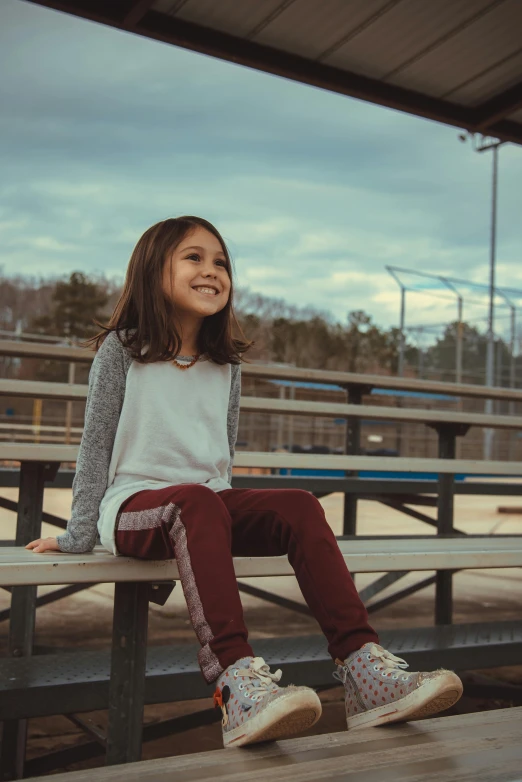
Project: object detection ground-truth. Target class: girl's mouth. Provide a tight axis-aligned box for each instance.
[193,286,219,297]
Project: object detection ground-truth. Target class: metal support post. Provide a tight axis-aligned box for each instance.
[65,361,75,444]
[9,467,45,656]
[288,384,295,452]
[106,582,150,766]
[430,424,469,626]
[1,460,58,780]
[276,386,285,450]
[342,385,368,536]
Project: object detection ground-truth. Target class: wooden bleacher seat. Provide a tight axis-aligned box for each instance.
[23,706,522,782]
[2,536,522,585]
[2,441,522,476]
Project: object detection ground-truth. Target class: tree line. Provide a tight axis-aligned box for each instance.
[0,269,517,386]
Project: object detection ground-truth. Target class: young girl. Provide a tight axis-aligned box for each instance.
[27,216,463,747]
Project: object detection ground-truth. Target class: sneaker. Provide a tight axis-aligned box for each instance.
[213,655,322,748]
[334,643,463,730]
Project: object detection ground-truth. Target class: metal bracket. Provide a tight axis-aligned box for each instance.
[43,462,61,483]
[427,422,471,438]
[148,581,176,606]
[341,383,374,401]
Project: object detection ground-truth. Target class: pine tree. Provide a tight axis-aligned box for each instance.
[29,271,108,340]
[28,272,109,383]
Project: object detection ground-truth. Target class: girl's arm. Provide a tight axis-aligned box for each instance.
[55,332,127,553]
[226,363,241,483]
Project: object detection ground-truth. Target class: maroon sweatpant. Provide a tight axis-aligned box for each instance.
[115,484,378,683]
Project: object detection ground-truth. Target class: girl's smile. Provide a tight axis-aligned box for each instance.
[193,285,220,297]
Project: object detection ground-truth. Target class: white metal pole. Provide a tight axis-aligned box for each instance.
[484,144,499,460]
[456,297,463,384]
[398,286,406,377]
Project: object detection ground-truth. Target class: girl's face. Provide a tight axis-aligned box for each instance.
[162,226,231,320]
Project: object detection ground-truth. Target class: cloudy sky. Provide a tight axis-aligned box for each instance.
[1,0,522,341]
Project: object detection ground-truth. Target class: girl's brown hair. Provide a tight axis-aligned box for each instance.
[82,216,253,365]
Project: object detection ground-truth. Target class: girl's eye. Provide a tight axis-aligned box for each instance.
[187,254,226,268]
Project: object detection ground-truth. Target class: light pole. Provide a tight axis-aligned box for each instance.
[440,277,464,384]
[496,291,517,391]
[386,267,407,376]
[459,133,506,459]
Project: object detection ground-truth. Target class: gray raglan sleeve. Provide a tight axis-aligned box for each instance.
[226,362,241,484]
[56,332,127,553]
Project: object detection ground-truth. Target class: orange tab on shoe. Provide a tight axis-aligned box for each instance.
[213,687,223,709]
[213,686,229,726]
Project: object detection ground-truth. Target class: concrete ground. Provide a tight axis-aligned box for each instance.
[1,485,521,775]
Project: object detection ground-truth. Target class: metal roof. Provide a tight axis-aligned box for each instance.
[26,0,522,145]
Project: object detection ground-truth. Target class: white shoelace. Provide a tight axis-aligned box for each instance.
[235,656,282,695]
[333,644,410,685]
[368,645,409,674]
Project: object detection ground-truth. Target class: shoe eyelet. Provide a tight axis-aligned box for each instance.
[392,674,399,680]
[401,676,408,681]
[238,684,244,690]
[373,665,379,672]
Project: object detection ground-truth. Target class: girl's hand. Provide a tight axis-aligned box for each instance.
[25,537,62,553]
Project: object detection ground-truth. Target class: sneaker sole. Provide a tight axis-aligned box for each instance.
[346,671,463,730]
[223,689,322,748]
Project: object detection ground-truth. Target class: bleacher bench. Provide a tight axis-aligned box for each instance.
[23,707,522,782]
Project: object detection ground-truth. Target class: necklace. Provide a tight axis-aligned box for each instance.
[172,353,201,370]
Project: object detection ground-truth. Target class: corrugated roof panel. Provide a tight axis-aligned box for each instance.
[25,0,522,145]
[447,49,522,105]
[250,0,392,61]
[387,0,522,98]
[158,0,288,38]
[322,0,496,80]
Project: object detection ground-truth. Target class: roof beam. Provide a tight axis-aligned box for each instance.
[123,0,156,28]
[22,0,522,146]
[473,81,522,130]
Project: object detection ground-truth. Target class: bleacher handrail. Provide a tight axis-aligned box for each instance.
[0,442,520,474]
[1,338,522,402]
[241,397,522,430]
[0,377,521,431]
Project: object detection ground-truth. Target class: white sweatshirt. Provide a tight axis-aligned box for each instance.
[98,354,233,554]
